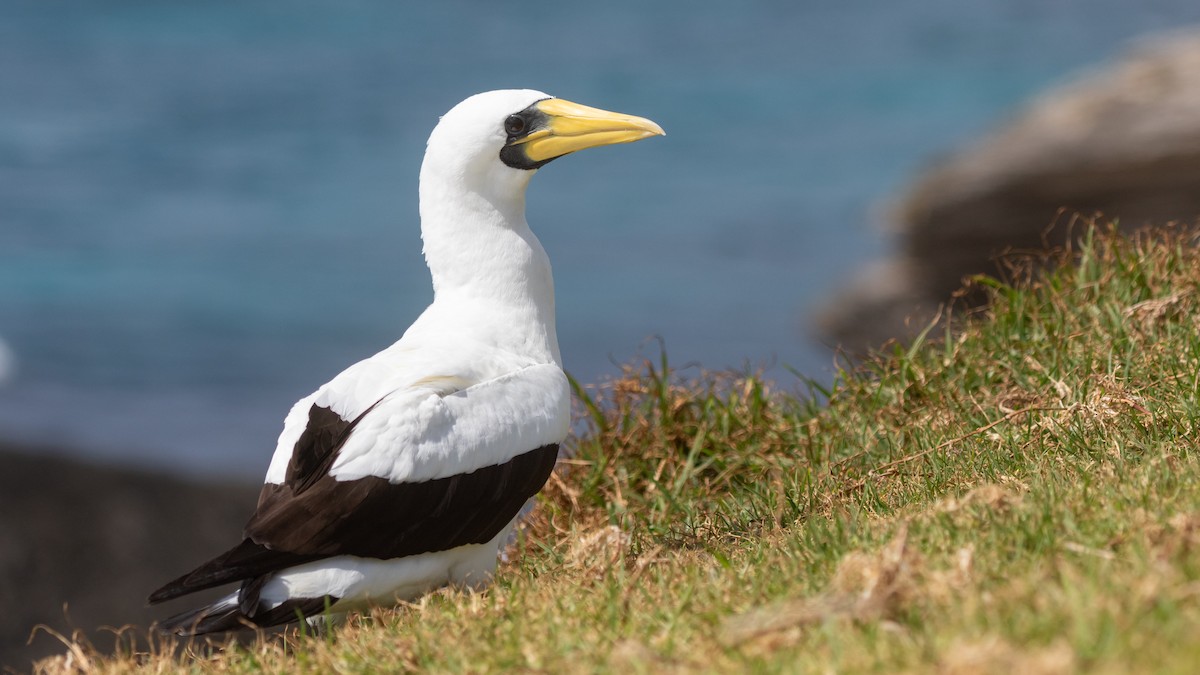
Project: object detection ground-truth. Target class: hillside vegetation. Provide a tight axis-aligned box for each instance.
[37,224,1200,673]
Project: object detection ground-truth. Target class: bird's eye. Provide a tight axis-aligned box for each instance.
[504,115,526,136]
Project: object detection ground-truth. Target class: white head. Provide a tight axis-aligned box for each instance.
[420,89,664,215]
[416,89,664,332]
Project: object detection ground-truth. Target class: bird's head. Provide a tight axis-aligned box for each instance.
[422,89,664,207]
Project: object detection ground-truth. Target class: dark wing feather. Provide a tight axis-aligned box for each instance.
[246,443,560,559]
[148,538,319,604]
[149,441,560,604]
[286,401,382,493]
[149,401,369,604]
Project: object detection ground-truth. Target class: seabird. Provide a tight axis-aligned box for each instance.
[148,89,663,635]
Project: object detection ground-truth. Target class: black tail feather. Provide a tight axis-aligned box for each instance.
[158,593,338,636]
[158,598,247,636]
[251,595,339,631]
[148,538,319,604]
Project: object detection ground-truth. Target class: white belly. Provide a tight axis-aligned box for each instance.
[260,518,517,614]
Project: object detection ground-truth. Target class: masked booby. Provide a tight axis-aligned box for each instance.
[147,89,663,635]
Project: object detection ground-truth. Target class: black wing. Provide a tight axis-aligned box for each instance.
[149,400,558,604]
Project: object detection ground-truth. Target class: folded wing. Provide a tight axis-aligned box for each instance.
[149,363,569,604]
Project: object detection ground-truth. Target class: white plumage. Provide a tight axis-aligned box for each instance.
[148,89,663,634]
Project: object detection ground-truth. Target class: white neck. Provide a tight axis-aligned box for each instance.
[417,158,560,365]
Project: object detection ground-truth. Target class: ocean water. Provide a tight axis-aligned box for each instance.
[3,0,1200,478]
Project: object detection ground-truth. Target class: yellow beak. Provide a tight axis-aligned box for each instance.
[515,98,665,163]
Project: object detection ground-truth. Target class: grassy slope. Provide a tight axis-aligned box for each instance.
[38,225,1200,674]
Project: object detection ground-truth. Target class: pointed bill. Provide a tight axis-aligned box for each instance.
[514,98,665,163]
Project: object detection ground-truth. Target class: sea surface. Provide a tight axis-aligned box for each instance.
[3,0,1200,478]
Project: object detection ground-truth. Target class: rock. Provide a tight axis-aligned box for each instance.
[816,259,941,356]
[0,444,258,670]
[819,30,1200,353]
[0,337,13,385]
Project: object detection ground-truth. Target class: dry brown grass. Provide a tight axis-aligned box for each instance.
[27,222,1200,673]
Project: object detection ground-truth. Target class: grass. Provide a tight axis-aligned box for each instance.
[34,222,1200,673]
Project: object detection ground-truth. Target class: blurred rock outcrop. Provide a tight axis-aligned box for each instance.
[0,445,256,669]
[820,30,1200,353]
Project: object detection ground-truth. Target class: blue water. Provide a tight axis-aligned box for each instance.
[3,0,1199,477]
